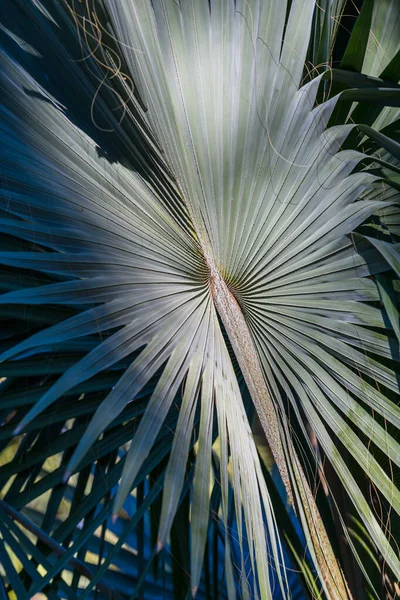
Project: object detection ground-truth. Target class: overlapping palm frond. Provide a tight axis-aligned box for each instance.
[0,1,399,599]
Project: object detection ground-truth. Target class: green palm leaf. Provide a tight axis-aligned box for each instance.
[0,1,399,598]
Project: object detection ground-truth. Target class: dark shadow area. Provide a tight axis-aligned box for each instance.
[331,0,364,67]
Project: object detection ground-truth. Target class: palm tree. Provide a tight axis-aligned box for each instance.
[0,0,399,598]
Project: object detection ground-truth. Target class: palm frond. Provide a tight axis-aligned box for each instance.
[0,1,399,599]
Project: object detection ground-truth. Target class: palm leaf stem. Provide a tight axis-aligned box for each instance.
[206,249,351,600]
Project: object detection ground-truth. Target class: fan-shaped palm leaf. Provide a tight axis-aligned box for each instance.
[0,1,399,599]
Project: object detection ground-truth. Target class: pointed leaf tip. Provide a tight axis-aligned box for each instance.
[191,585,199,598]
[111,514,118,525]
[156,540,163,553]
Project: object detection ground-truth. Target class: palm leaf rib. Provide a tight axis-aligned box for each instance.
[0,1,399,598]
